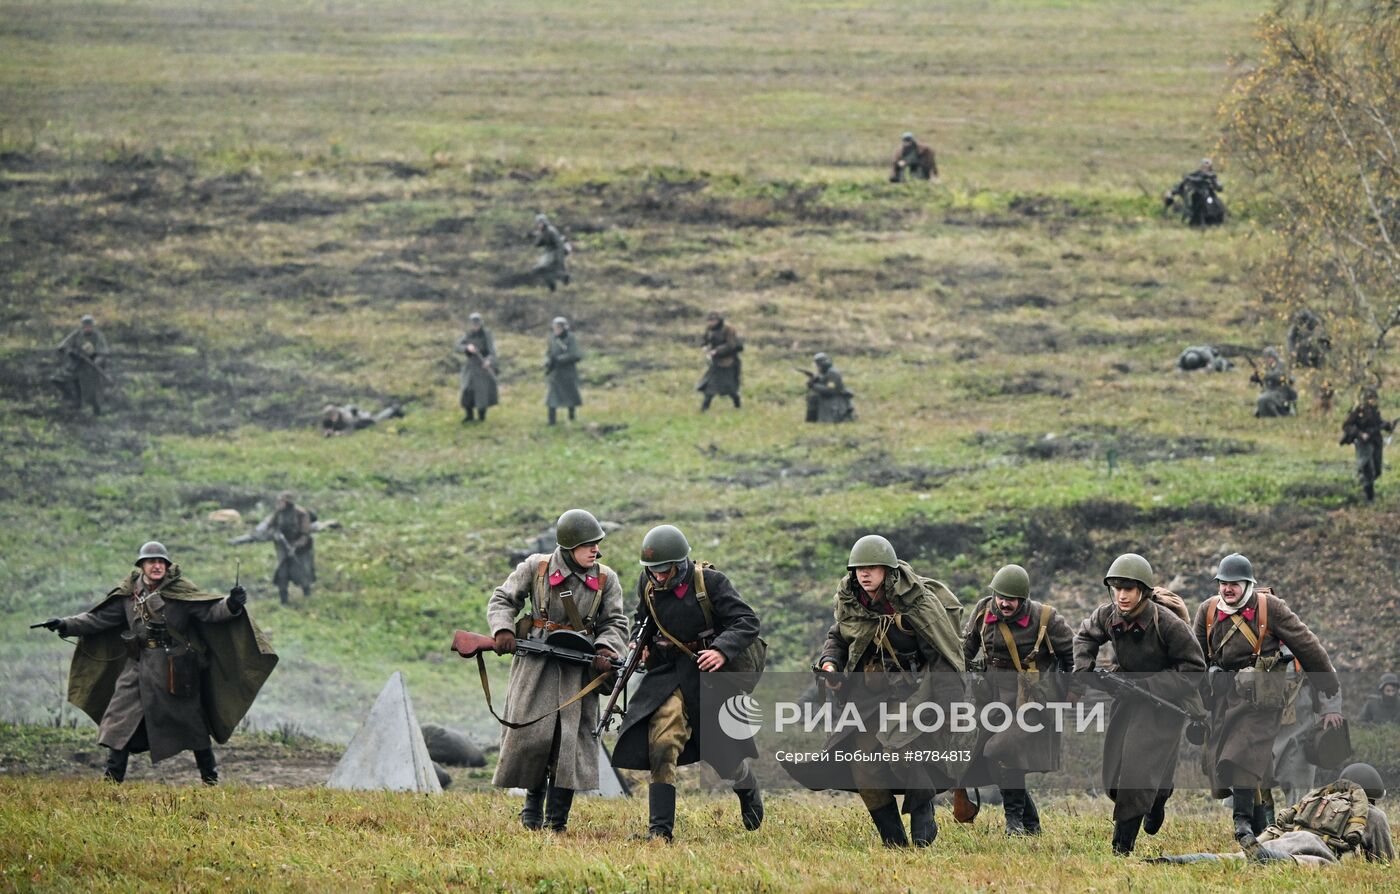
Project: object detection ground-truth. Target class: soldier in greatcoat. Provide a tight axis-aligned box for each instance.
[1340,386,1394,501]
[1073,553,1206,856]
[544,316,583,425]
[51,314,109,415]
[531,213,571,291]
[697,310,743,411]
[805,352,855,423]
[610,524,764,842]
[35,541,276,784]
[961,564,1074,835]
[1193,553,1342,848]
[456,312,499,423]
[486,509,627,832]
[260,491,315,604]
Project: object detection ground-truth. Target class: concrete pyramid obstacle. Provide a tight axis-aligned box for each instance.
[327,671,442,793]
[589,739,628,798]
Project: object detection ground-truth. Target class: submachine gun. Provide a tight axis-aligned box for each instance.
[1093,668,1208,745]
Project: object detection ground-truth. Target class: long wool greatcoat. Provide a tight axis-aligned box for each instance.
[544,330,583,409]
[1192,586,1338,796]
[456,327,500,410]
[786,562,971,794]
[697,321,742,397]
[486,549,627,790]
[611,560,760,777]
[960,595,1075,781]
[61,566,277,762]
[262,504,315,590]
[1073,599,1206,821]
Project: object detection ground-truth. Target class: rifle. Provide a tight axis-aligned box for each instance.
[594,616,655,738]
[1095,669,1207,744]
[67,348,114,383]
[451,629,624,671]
[794,367,818,385]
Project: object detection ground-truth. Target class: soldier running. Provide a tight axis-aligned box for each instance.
[51,314,109,415]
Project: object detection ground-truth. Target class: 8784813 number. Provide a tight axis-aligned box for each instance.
[908,750,970,763]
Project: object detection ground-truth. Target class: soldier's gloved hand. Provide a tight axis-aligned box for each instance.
[227,585,247,611]
[592,648,618,675]
[1344,828,1363,849]
[493,631,517,655]
[39,618,66,635]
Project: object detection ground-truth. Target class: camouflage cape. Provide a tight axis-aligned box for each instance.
[67,567,278,744]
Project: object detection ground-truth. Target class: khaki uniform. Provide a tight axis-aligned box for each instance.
[262,504,315,601]
[52,324,109,414]
[533,223,571,290]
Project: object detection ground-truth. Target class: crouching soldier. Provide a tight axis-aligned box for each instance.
[1073,553,1206,856]
[961,564,1075,835]
[610,524,764,842]
[486,509,628,832]
[1193,553,1342,850]
[34,541,277,784]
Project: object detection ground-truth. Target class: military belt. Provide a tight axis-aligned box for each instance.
[531,618,587,633]
[986,657,1018,670]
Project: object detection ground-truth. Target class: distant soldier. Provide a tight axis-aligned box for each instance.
[1359,673,1400,724]
[807,535,968,847]
[456,312,499,424]
[1252,349,1297,417]
[33,541,276,784]
[1166,158,1226,226]
[1287,309,1330,369]
[961,564,1075,836]
[321,403,402,437]
[51,314,109,415]
[890,132,938,182]
[544,316,583,425]
[804,352,855,423]
[531,213,571,292]
[486,509,627,833]
[1340,386,1394,501]
[611,525,764,842]
[1073,553,1207,856]
[1149,763,1394,866]
[261,491,315,604]
[1194,553,1342,849]
[697,310,743,411]
[1177,344,1231,372]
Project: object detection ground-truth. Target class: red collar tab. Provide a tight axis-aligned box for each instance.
[548,570,565,587]
[584,575,601,591]
[673,582,690,599]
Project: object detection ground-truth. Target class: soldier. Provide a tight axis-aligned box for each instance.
[456,313,499,424]
[961,564,1075,835]
[486,509,627,832]
[544,316,583,425]
[1165,158,1226,226]
[890,132,938,182]
[1073,553,1207,856]
[610,525,764,842]
[804,353,855,423]
[33,541,276,784]
[1359,673,1400,724]
[697,310,743,412]
[531,213,571,292]
[1253,349,1298,417]
[1340,386,1394,501]
[1149,763,1394,865]
[260,491,315,604]
[1271,663,1345,806]
[808,535,968,848]
[1287,309,1330,369]
[1176,344,1231,372]
[1194,553,1342,849]
[51,314,109,415]
[321,403,403,436]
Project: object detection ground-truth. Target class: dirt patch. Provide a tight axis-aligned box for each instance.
[957,370,1078,399]
[967,426,1255,464]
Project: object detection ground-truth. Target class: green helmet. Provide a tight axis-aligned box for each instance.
[847,535,898,569]
[990,564,1030,600]
[640,524,690,567]
[135,541,171,566]
[1215,553,1255,584]
[1340,762,1386,801]
[554,509,605,550]
[1103,553,1153,590]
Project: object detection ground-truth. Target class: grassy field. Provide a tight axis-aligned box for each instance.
[1,0,1397,888]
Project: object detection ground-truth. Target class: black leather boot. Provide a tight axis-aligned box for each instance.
[731,766,764,831]
[907,796,937,847]
[1002,789,1027,836]
[102,747,129,783]
[1231,787,1256,844]
[1021,789,1041,835]
[868,802,910,848]
[544,786,574,833]
[194,749,218,785]
[1142,791,1169,835]
[520,787,546,830]
[1111,816,1143,856]
[648,783,676,842]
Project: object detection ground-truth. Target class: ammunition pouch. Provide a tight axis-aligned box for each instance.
[1237,654,1290,709]
[165,645,200,699]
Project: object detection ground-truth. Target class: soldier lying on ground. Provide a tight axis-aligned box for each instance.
[321,403,403,437]
[1176,344,1231,372]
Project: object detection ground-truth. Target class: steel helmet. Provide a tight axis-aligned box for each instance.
[1340,763,1386,801]
[135,541,171,566]
[555,509,605,549]
[990,564,1031,600]
[847,535,898,569]
[1103,553,1154,590]
[640,524,691,568]
[1215,553,1256,584]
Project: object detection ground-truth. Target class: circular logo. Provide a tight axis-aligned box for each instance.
[717,693,763,741]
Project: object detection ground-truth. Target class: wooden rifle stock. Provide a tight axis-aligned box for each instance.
[452,630,497,659]
[594,617,654,738]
